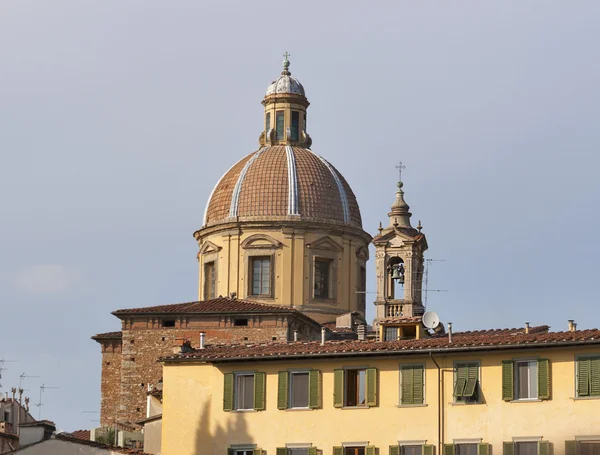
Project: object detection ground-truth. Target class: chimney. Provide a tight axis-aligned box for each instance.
[525,322,530,334]
[357,324,366,341]
[448,322,453,344]
[293,331,298,342]
[199,332,206,349]
[568,320,575,332]
[321,327,326,346]
[573,322,578,331]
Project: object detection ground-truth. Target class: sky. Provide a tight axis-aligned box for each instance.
[1,0,599,431]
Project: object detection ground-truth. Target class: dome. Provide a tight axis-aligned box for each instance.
[203,146,362,228]
[265,74,305,96]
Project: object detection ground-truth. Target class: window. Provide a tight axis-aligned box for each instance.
[204,261,215,300]
[385,326,398,341]
[445,443,489,455]
[314,258,332,299]
[402,447,423,455]
[357,265,366,314]
[278,370,321,410]
[161,320,175,328]
[223,372,266,411]
[454,362,480,403]
[578,441,600,455]
[303,113,306,131]
[291,111,299,141]
[333,368,377,408]
[577,356,600,397]
[400,364,424,405]
[231,449,261,455]
[333,447,376,455]
[276,111,284,140]
[390,445,435,455]
[516,442,539,455]
[502,359,550,401]
[276,448,317,455]
[234,318,248,327]
[456,445,478,455]
[503,441,550,455]
[265,112,271,132]
[250,257,271,296]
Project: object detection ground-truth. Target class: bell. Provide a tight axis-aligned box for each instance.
[398,274,405,285]
[391,267,402,280]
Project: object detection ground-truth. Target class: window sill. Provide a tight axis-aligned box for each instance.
[450,402,483,406]
[571,396,600,401]
[397,403,428,408]
[509,398,542,403]
[231,409,257,413]
[341,405,370,410]
[285,407,314,412]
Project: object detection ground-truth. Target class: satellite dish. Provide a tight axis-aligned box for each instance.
[422,311,440,329]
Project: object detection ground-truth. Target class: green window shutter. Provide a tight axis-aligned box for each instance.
[333,447,344,455]
[502,361,514,401]
[578,358,591,396]
[537,359,550,400]
[309,369,321,409]
[591,357,600,396]
[565,441,577,455]
[228,449,233,455]
[478,443,490,455]
[423,444,435,455]
[538,441,549,455]
[503,442,514,455]
[366,368,378,406]
[253,372,266,411]
[413,365,424,404]
[277,371,289,410]
[454,364,468,398]
[366,446,376,455]
[223,373,234,411]
[253,450,262,455]
[334,369,344,408]
[390,446,400,455]
[402,366,414,404]
[308,448,317,455]
[276,449,287,455]
[444,444,455,455]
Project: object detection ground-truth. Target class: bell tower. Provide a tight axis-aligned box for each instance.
[372,165,428,322]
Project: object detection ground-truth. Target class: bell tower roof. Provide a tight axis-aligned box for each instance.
[388,180,413,229]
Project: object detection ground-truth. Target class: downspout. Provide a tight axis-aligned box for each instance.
[430,352,442,455]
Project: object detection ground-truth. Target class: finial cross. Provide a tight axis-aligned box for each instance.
[395,161,406,182]
[283,51,290,60]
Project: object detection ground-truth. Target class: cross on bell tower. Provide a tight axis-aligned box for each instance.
[372,165,428,322]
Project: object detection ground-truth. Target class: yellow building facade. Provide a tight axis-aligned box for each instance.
[160,327,600,455]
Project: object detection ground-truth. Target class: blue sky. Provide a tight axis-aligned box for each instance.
[1,0,599,431]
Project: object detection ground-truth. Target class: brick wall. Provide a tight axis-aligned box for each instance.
[98,341,122,427]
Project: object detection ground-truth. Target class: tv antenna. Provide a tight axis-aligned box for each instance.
[423,258,447,308]
[36,383,60,420]
[19,372,40,390]
[0,358,17,388]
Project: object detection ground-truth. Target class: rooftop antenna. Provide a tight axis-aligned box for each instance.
[423,258,447,309]
[0,358,17,388]
[36,383,60,420]
[19,373,40,391]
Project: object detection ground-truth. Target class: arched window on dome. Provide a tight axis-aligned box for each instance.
[265,112,271,133]
[276,111,284,140]
[291,111,299,141]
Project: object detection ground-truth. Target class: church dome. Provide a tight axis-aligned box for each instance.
[265,75,305,96]
[203,146,362,228]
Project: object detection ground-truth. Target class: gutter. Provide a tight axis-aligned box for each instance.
[430,352,442,455]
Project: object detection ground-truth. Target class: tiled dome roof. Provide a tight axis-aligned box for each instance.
[265,74,305,96]
[203,146,362,228]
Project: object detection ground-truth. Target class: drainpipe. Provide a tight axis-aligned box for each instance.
[430,352,442,455]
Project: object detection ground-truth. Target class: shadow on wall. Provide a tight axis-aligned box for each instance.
[195,400,253,455]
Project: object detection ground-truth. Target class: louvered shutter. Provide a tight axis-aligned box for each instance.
[390,445,400,455]
[538,441,550,455]
[578,358,591,396]
[454,364,467,398]
[334,369,344,408]
[366,368,378,406]
[253,372,266,411]
[277,371,288,409]
[402,366,414,404]
[413,365,424,404]
[537,359,550,400]
[591,357,600,396]
[565,441,577,455]
[227,449,233,455]
[444,444,455,455]
[309,369,321,408]
[276,449,287,455]
[366,446,376,455]
[333,447,344,455]
[308,448,317,455]
[502,361,514,401]
[503,442,514,455]
[478,443,490,455]
[464,363,478,398]
[223,373,234,411]
[253,450,262,455]
[423,444,435,455]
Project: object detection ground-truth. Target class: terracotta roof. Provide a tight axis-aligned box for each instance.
[55,433,150,454]
[69,429,90,441]
[112,297,316,318]
[322,323,355,334]
[203,146,363,228]
[379,316,423,324]
[163,326,600,363]
[91,331,122,340]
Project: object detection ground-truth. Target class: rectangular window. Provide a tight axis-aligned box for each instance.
[276,111,284,140]
[345,449,365,455]
[251,257,271,296]
[454,362,480,403]
[204,261,215,300]
[579,442,600,455]
[357,265,366,314]
[402,447,423,455]
[290,372,309,408]
[385,327,398,341]
[515,442,538,455]
[400,364,425,405]
[314,258,331,298]
[233,318,248,327]
[291,111,299,141]
[515,360,538,399]
[456,445,478,455]
[577,356,600,397]
[289,449,309,455]
[345,368,367,406]
[235,374,255,410]
[265,112,271,132]
[161,319,175,328]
